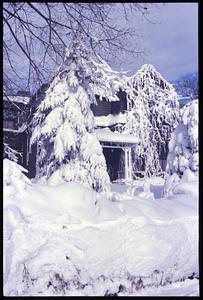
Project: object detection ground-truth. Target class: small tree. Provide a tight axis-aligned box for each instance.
[31,34,106,191]
[31,32,124,192]
[124,64,180,177]
[164,99,198,196]
[166,99,198,176]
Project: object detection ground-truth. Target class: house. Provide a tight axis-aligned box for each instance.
[30,88,139,183]
[4,62,175,183]
[91,95,138,182]
[3,87,139,183]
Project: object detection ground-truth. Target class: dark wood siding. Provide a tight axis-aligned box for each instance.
[91,96,112,116]
[91,91,127,117]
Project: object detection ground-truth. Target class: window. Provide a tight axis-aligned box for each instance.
[3,120,15,129]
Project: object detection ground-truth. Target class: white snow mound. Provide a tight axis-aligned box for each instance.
[3,160,198,296]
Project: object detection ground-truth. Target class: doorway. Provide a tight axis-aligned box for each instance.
[102,147,122,181]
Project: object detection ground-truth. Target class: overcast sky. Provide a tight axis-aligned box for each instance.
[114,3,198,82]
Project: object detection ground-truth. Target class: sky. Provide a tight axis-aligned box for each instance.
[3,2,198,92]
[114,3,198,82]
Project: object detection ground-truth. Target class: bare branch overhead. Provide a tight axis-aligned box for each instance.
[3,3,154,94]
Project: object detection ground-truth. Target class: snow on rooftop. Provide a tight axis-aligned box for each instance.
[94,113,127,127]
[95,128,139,144]
[4,95,30,105]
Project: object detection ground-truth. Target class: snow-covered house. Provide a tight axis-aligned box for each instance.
[27,86,139,183]
[4,64,179,184]
[91,95,139,182]
[90,64,179,181]
[3,92,31,169]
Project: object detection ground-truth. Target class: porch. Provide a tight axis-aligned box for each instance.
[95,128,139,183]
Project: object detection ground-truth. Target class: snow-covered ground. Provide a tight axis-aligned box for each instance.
[3,159,199,296]
[122,278,199,296]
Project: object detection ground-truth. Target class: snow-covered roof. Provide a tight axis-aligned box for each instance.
[4,95,30,105]
[95,128,139,144]
[94,113,127,127]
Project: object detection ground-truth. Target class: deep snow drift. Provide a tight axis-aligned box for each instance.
[3,159,199,296]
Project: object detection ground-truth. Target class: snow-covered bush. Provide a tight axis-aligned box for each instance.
[3,158,31,193]
[123,64,180,177]
[164,100,198,197]
[30,31,128,192]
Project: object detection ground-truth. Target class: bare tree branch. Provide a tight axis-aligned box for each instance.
[3,3,156,94]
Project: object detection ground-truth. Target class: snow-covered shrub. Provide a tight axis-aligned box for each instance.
[3,158,31,193]
[30,31,128,192]
[123,64,180,177]
[164,100,198,197]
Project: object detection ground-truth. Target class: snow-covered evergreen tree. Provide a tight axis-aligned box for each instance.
[164,99,198,197]
[166,99,198,176]
[30,32,124,192]
[123,64,180,177]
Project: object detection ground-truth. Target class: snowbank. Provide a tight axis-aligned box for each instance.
[3,160,198,296]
